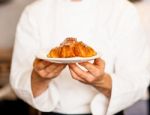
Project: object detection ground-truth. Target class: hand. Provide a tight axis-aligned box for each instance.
[32,58,66,97]
[33,58,66,79]
[69,58,112,97]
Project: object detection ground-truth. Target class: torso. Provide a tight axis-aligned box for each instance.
[32,0,115,113]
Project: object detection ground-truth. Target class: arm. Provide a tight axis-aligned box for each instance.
[69,2,150,115]
[107,2,150,114]
[10,7,62,112]
[89,2,150,115]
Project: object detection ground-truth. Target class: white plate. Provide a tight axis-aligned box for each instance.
[36,50,99,63]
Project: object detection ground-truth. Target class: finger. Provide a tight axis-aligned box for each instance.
[57,65,67,72]
[45,64,60,73]
[69,68,86,82]
[37,65,65,79]
[69,64,94,82]
[46,64,66,78]
[94,58,105,70]
[53,64,67,74]
[33,59,50,71]
[69,64,86,77]
[78,62,99,76]
[38,69,49,78]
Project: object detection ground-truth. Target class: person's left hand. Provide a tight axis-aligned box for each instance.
[68,58,112,97]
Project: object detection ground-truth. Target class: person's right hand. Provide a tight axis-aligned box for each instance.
[33,58,66,79]
[31,58,66,97]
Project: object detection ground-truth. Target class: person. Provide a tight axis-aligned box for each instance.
[10,0,150,115]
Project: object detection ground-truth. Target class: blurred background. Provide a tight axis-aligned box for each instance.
[0,0,149,115]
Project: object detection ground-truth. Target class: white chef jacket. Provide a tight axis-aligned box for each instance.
[10,0,150,115]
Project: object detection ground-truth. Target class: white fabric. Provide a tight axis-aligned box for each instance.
[10,0,150,115]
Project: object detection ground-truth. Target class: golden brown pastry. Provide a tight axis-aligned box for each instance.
[74,42,96,57]
[47,37,96,58]
[47,47,61,58]
[59,44,76,58]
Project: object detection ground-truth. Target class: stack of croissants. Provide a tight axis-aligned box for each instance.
[47,38,97,58]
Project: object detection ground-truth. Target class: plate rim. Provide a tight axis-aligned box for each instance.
[36,50,100,63]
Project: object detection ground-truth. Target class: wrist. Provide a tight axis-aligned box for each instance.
[94,73,112,98]
[31,70,51,97]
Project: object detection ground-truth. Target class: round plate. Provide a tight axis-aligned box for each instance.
[36,50,99,63]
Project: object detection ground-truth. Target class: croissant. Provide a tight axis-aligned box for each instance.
[74,42,96,57]
[47,47,61,58]
[47,37,96,58]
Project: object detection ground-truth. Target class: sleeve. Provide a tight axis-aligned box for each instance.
[91,2,150,115]
[10,7,60,112]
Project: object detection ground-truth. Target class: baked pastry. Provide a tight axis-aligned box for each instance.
[74,41,97,57]
[47,37,97,58]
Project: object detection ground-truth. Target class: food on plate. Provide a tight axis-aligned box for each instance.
[47,37,97,58]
